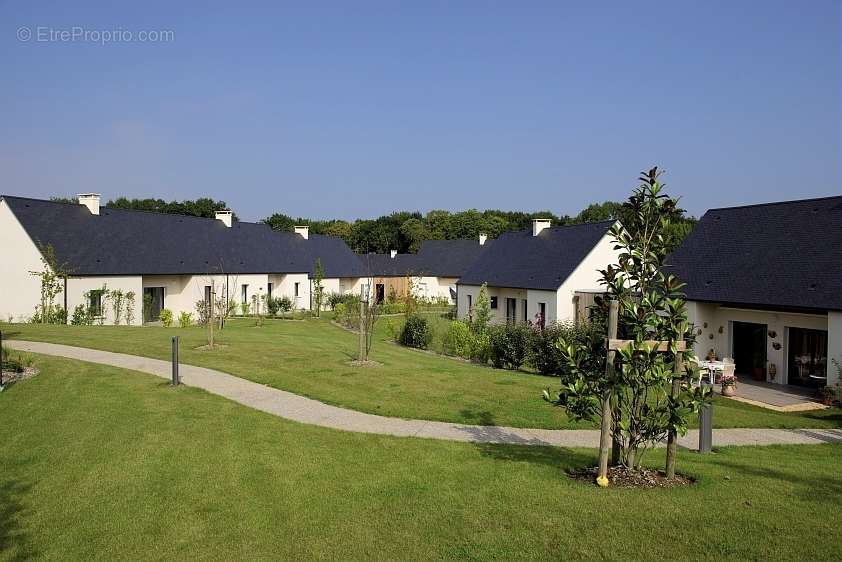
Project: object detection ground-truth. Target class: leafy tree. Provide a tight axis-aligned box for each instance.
[555,167,709,479]
[313,258,325,317]
[400,218,429,252]
[472,283,492,333]
[106,197,239,221]
[29,244,67,325]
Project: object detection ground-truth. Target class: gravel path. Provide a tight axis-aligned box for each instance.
[8,340,842,450]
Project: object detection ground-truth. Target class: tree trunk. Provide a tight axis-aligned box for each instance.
[358,285,366,361]
[665,337,685,479]
[597,300,619,486]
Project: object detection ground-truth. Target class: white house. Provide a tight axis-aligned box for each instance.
[669,196,842,389]
[0,194,364,324]
[456,219,620,325]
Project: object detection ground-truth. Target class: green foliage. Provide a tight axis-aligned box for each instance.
[400,315,432,349]
[109,289,125,326]
[70,304,93,326]
[313,258,325,317]
[106,197,238,221]
[195,300,210,325]
[160,309,174,328]
[442,321,472,357]
[178,312,193,328]
[125,291,136,326]
[556,167,710,470]
[29,244,67,325]
[489,323,531,370]
[30,305,66,325]
[1,345,33,373]
[276,296,293,318]
[265,297,280,316]
[143,292,154,323]
[472,284,492,333]
[528,323,568,376]
[240,302,250,316]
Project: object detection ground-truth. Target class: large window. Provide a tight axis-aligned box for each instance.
[788,327,828,388]
[506,298,517,324]
[241,284,248,304]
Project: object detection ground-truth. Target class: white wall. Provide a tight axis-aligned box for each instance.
[66,276,144,326]
[828,311,842,387]
[0,200,45,322]
[456,284,557,324]
[556,229,621,322]
[687,301,830,385]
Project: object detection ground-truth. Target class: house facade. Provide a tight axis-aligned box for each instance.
[0,194,363,324]
[456,219,620,325]
[669,196,842,388]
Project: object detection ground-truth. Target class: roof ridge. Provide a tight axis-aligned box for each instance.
[704,195,842,213]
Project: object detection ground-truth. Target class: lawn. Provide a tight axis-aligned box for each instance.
[1,355,840,561]
[2,318,840,430]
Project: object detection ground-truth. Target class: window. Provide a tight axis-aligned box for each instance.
[538,303,547,326]
[490,296,498,309]
[506,298,517,324]
[88,290,103,317]
[204,286,212,304]
[241,284,248,303]
[467,294,473,309]
[522,299,528,322]
[267,282,273,299]
[294,282,300,298]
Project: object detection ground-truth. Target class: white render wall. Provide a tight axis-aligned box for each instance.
[0,200,45,322]
[67,276,144,326]
[456,284,558,324]
[687,301,831,385]
[555,230,620,322]
[826,311,841,387]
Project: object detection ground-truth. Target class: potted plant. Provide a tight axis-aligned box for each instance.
[721,373,737,397]
[819,386,836,407]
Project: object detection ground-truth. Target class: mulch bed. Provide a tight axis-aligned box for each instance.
[568,465,694,489]
[1,366,39,386]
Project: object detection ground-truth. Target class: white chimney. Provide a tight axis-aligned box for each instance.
[479,233,487,245]
[294,225,309,240]
[532,219,552,237]
[215,210,233,228]
[390,250,398,258]
[77,193,101,216]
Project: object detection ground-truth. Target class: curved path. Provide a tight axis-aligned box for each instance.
[8,340,842,449]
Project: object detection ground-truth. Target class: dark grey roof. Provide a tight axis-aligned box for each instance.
[307,234,367,278]
[2,196,362,277]
[413,239,492,277]
[359,253,421,277]
[457,221,615,290]
[667,196,842,312]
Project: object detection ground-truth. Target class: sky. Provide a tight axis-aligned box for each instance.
[1,1,839,222]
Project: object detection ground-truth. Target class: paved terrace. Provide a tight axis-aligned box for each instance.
[712,378,826,412]
[7,340,842,449]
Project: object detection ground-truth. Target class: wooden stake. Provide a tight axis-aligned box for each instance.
[358,284,366,362]
[597,300,619,486]
[665,336,685,479]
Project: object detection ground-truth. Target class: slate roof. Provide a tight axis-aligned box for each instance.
[361,238,492,277]
[667,196,842,312]
[2,195,363,278]
[458,220,615,291]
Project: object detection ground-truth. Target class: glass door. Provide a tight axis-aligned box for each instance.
[506,298,517,324]
[143,287,164,322]
[787,328,828,388]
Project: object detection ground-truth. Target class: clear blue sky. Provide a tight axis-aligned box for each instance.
[2,1,839,222]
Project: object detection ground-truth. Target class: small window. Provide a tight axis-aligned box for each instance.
[294,282,300,298]
[538,302,546,323]
[467,294,473,309]
[241,284,248,303]
[204,286,212,304]
[267,282,273,299]
[88,290,103,317]
[490,296,498,309]
[522,299,528,322]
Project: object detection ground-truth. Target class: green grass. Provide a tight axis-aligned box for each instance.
[0,356,840,561]
[2,318,840,430]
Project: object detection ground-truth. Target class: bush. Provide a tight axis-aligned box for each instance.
[195,300,210,325]
[31,304,66,325]
[1,346,32,373]
[265,296,280,316]
[178,312,193,328]
[489,323,531,370]
[70,304,93,326]
[160,308,174,328]
[528,323,567,376]
[469,330,492,363]
[400,315,432,349]
[240,302,250,316]
[443,321,472,357]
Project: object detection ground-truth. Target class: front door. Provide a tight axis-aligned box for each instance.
[143,287,164,322]
[787,328,828,388]
[375,284,385,304]
[732,321,767,380]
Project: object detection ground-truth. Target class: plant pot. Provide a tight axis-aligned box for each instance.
[822,398,833,407]
[721,384,736,397]
[752,367,765,381]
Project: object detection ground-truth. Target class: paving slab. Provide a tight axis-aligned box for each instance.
[8,340,842,449]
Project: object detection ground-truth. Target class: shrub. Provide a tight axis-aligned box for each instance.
[400,315,432,349]
[30,304,66,325]
[265,296,280,316]
[469,330,492,363]
[528,323,568,376]
[240,302,250,316]
[178,312,193,328]
[489,323,531,370]
[1,346,32,373]
[443,321,472,357]
[277,295,293,318]
[195,300,210,325]
[160,308,174,328]
[70,304,93,326]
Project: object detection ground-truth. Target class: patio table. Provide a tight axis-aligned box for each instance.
[699,361,726,385]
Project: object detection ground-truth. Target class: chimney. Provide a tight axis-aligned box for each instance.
[390,250,397,258]
[294,225,309,240]
[532,218,552,237]
[215,210,233,228]
[479,233,487,245]
[77,193,101,216]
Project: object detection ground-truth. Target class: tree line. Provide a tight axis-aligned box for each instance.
[52,196,696,254]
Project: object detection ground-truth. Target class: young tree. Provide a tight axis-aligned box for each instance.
[29,244,67,324]
[472,283,492,332]
[313,258,325,317]
[556,167,709,479]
